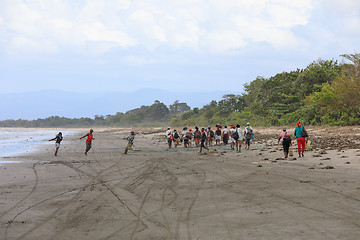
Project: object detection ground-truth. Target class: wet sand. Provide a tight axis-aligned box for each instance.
[1,126,360,240]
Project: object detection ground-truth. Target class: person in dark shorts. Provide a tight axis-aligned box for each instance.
[199,127,209,153]
[80,129,94,155]
[278,128,292,158]
[244,124,253,150]
[49,132,63,156]
[182,127,189,148]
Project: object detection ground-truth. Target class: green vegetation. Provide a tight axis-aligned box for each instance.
[0,100,189,128]
[1,53,359,128]
[171,53,359,127]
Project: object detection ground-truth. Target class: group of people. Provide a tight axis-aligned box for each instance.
[277,121,309,158]
[165,123,254,153]
[49,128,136,156]
[48,121,309,158]
[49,129,95,156]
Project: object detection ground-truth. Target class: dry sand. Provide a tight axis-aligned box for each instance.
[1,126,360,240]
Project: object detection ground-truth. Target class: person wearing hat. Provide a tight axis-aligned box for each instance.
[80,129,95,155]
[294,122,308,157]
[49,132,63,156]
[124,131,135,154]
[278,128,292,158]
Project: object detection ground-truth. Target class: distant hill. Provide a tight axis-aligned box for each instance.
[0,89,240,120]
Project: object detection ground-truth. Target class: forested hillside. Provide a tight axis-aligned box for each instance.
[1,53,359,127]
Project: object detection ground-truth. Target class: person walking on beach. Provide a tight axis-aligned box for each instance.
[215,125,222,145]
[223,126,229,145]
[244,124,253,150]
[49,132,63,156]
[199,127,209,153]
[80,129,94,155]
[278,128,291,158]
[208,126,214,146]
[204,128,209,146]
[173,129,180,148]
[166,127,173,149]
[187,128,193,147]
[235,124,244,152]
[229,125,237,150]
[182,127,189,148]
[124,131,135,154]
[194,127,201,147]
[294,122,308,158]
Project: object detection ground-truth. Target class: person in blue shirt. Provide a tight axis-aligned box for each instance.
[294,122,308,158]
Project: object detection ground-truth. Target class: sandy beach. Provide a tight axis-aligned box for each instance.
[1,126,360,240]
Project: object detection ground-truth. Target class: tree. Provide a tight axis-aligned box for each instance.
[147,100,170,121]
[169,100,191,115]
[308,53,360,124]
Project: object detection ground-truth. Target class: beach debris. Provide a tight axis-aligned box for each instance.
[257,164,262,167]
[300,180,312,183]
[320,157,331,160]
[345,162,351,164]
[340,156,348,158]
[321,165,334,169]
[312,154,322,157]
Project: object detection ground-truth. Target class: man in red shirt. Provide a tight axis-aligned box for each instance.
[80,129,95,155]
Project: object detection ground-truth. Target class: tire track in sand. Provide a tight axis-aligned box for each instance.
[6,155,125,240]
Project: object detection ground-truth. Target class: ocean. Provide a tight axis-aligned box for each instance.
[0,128,76,160]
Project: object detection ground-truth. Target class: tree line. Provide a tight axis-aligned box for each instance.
[1,53,359,128]
[0,100,190,127]
[171,53,360,126]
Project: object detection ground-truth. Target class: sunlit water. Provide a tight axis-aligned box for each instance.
[0,129,76,162]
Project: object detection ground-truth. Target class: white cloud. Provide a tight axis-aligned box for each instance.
[125,55,157,65]
[81,21,135,47]
[1,0,316,56]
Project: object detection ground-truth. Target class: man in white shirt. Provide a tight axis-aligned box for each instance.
[236,124,244,152]
[165,127,172,149]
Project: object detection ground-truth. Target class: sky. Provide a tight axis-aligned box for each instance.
[1,0,360,94]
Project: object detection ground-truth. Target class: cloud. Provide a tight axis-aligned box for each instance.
[1,0,316,56]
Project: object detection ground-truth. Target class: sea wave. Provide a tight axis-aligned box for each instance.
[0,128,76,157]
